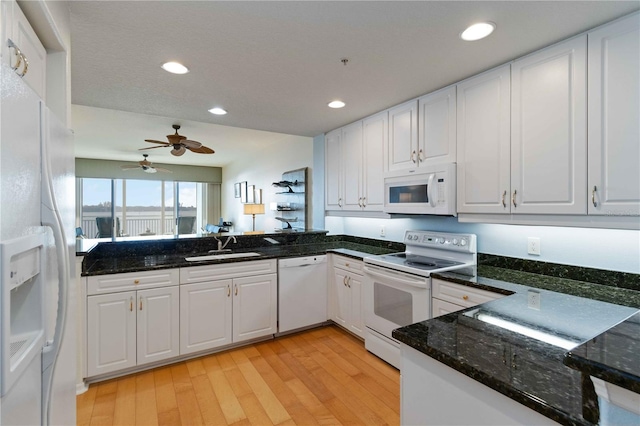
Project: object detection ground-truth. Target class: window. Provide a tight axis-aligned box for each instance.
[78,178,208,238]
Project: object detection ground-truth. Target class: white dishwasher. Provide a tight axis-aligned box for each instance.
[278,255,327,333]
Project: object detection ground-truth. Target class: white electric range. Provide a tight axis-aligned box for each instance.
[363,230,477,368]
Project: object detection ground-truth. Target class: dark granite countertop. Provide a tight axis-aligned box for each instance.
[81,232,402,276]
[395,263,640,426]
[565,312,640,394]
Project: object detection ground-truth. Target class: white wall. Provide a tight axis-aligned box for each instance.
[325,216,640,273]
[222,135,313,233]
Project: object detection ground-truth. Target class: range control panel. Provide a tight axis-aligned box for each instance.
[404,231,476,252]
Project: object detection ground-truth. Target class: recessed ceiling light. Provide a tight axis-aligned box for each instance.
[328,100,346,109]
[460,22,496,41]
[208,107,227,115]
[161,61,189,74]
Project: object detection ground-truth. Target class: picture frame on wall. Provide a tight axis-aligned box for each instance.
[254,188,262,204]
[247,185,255,203]
[240,181,248,203]
[234,182,241,198]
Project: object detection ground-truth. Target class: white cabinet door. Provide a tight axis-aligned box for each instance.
[347,273,365,338]
[331,268,350,328]
[342,121,364,210]
[418,85,457,166]
[387,100,419,173]
[87,291,136,377]
[2,0,46,100]
[232,274,277,343]
[325,128,343,210]
[511,36,587,214]
[457,65,511,214]
[137,286,179,366]
[588,14,640,216]
[362,111,387,211]
[180,280,232,355]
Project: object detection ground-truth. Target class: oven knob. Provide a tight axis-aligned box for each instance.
[452,238,459,245]
[439,238,445,244]
[460,238,467,246]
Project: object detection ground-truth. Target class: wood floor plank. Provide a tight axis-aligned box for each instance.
[76,384,98,426]
[112,375,137,425]
[207,368,247,424]
[238,392,275,426]
[233,349,292,425]
[78,325,400,426]
[153,366,178,415]
[191,374,227,426]
[135,371,158,426]
[285,378,342,426]
[297,336,399,425]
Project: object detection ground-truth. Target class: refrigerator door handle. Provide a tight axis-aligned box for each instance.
[40,105,71,426]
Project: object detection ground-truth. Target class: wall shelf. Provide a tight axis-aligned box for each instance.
[273,168,308,230]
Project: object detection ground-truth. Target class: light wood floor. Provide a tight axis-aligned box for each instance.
[77,325,400,426]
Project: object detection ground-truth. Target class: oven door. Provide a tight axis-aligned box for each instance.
[363,263,431,340]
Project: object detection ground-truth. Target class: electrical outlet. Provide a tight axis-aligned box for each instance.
[380,226,386,237]
[527,237,541,255]
[528,290,541,310]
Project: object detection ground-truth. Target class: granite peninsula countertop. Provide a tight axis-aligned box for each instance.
[394,262,640,426]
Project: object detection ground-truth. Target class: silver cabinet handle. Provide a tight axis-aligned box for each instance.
[227,285,230,297]
[139,297,143,311]
[19,54,28,77]
[362,197,366,208]
[418,149,423,162]
[8,39,22,71]
[502,190,507,208]
[512,353,517,370]
[358,197,362,208]
[512,190,517,208]
[338,198,342,207]
[130,297,133,312]
[592,186,597,207]
[347,276,351,288]
[235,284,238,296]
[411,150,417,164]
[343,276,347,286]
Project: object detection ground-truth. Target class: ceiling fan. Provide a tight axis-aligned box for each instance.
[120,154,172,174]
[140,124,215,156]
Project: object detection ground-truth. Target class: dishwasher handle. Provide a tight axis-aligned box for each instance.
[279,255,327,268]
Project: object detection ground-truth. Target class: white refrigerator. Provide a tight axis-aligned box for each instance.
[0,58,76,425]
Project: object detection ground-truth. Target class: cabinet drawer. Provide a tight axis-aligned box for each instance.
[180,259,277,284]
[87,269,179,295]
[332,255,363,273]
[432,279,503,308]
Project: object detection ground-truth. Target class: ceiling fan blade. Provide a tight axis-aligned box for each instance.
[182,139,202,149]
[139,145,167,151]
[188,145,215,154]
[154,167,173,173]
[121,165,141,170]
[144,139,171,145]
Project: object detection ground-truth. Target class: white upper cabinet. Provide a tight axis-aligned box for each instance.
[387,100,419,173]
[325,128,343,210]
[342,121,364,210]
[418,85,457,167]
[457,65,511,214]
[511,35,587,214]
[588,14,640,216]
[325,112,387,213]
[2,0,46,100]
[361,111,387,211]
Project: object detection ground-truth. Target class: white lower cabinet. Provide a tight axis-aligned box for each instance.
[179,260,278,355]
[329,255,364,338]
[431,278,506,317]
[180,279,232,355]
[86,285,179,377]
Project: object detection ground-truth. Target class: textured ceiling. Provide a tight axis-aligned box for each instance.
[69,1,639,166]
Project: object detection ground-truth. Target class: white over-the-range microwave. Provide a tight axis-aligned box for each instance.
[383,163,456,215]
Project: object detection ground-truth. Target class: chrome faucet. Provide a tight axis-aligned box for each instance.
[221,236,237,250]
[213,236,223,251]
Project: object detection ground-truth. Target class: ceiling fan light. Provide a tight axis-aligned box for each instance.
[460,22,496,41]
[172,145,187,156]
[161,61,189,74]
[144,167,157,174]
[328,100,345,109]
[209,107,227,115]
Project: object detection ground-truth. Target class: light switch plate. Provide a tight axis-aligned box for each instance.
[528,290,541,310]
[528,237,541,255]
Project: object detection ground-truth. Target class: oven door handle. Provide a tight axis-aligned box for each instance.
[363,264,429,289]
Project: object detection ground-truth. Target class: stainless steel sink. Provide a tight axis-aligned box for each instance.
[185,252,261,262]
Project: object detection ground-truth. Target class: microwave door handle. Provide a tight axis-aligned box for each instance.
[427,173,436,207]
